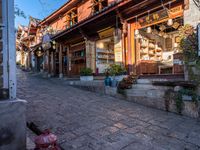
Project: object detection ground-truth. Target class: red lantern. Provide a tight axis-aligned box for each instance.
[34,129,61,150]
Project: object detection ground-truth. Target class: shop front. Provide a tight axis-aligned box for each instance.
[69,41,86,76]
[132,3,184,76]
[95,27,123,74]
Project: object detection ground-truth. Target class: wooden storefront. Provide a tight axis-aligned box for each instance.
[129,1,185,76]
[69,41,86,76]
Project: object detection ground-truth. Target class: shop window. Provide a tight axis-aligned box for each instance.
[91,0,108,14]
[65,8,78,29]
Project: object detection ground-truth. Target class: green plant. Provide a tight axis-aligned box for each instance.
[175,91,183,114]
[175,88,199,114]
[80,68,93,76]
[16,61,21,65]
[106,64,126,76]
[179,24,200,83]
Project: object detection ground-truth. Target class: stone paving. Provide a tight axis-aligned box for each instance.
[17,69,200,150]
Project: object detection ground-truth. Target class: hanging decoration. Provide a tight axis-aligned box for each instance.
[167,2,173,26]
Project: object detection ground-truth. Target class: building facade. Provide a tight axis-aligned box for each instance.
[16,0,200,79]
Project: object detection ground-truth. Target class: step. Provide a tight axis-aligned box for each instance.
[126,88,166,98]
[132,84,173,90]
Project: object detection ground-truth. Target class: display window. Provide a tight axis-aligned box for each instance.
[135,16,184,75]
[96,37,114,73]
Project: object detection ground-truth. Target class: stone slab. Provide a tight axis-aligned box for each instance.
[0,99,27,150]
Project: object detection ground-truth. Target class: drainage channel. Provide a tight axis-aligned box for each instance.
[27,122,65,150]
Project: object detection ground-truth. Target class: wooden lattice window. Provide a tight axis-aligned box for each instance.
[65,8,78,29]
[91,0,108,14]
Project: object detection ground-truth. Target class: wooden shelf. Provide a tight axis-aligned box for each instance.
[97,57,114,60]
[72,57,85,61]
[97,52,114,55]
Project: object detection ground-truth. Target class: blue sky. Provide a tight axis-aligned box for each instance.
[15,0,67,27]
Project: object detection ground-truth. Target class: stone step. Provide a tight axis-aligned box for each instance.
[137,79,152,84]
[126,88,166,98]
[132,84,173,90]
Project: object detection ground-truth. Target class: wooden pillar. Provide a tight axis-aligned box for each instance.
[51,51,55,76]
[131,23,136,74]
[27,51,31,69]
[127,23,133,73]
[42,54,45,71]
[47,50,51,77]
[59,44,63,78]
[66,45,70,76]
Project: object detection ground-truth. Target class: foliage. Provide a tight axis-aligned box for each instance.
[175,88,199,114]
[175,91,184,114]
[16,61,21,65]
[117,73,137,96]
[15,5,26,18]
[80,68,93,76]
[106,64,127,76]
[179,24,200,83]
[179,24,198,62]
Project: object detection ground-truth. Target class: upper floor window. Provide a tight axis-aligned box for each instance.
[91,0,108,14]
[66,8,78,28]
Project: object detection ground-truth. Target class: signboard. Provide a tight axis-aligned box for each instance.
[138,6,183,27]
[138,9,168,27]
[198,24,200,56]
[114,35,123,63]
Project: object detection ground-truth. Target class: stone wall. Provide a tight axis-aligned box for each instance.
[184,0,200,27]
[66,80,200,118]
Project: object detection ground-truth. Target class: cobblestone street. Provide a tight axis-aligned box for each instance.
[17,69,200,150]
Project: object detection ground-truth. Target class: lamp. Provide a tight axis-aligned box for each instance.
[163,33,168,38]
[167,2,173,26]
[146,11,152,33]
[135,29,139,35]
[135,16,139,35]
[147,27,152,33]
[167,19,173,26]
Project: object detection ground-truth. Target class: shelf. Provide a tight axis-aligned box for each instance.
[140,45,148,48]
[97,52,114,55]
[72,57,85,61]
[140,51,148,55]
[155,49,162,52]
[149,54,155,56]
[97,57,114,60]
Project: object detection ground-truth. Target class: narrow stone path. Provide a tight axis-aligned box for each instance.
[17,69,200,150]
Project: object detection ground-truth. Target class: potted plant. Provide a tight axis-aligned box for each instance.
[104,68,111,86]
[80,68,94,81]
[106,64,127,87]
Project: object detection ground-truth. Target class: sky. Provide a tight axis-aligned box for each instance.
[15,0,68,28]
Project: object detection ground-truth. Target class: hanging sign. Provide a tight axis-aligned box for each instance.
[138,9,168,27]
[114,34,123,63]
[138,5,183,27]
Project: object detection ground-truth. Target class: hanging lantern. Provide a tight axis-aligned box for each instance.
[147,27,152,33]
[167,18,173,26]
[159,31,164,37]
[135,16,139,36]
[135,29,139,35]
[163,33,168,38]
